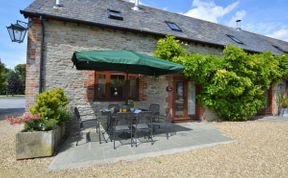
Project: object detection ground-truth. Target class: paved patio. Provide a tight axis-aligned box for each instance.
[49,122,233,170]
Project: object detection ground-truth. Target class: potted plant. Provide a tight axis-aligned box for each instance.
[279,95,288,117]
[6,88,71,159]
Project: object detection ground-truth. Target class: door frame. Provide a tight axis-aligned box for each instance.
[172,76,191,122]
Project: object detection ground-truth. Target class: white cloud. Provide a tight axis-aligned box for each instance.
[227,10,246,27]
[245,22,280,35]
[184,0,239,23]
[268,27,288,42]
[243,22,288,42]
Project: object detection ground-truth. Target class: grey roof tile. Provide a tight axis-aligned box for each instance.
[22,0,288,54]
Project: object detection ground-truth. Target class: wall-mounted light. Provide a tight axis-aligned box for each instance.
[6,20,30,43]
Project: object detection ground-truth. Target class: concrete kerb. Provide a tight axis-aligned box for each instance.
[49,140,234,170]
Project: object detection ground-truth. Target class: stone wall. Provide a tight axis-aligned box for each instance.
[26,19,223,120]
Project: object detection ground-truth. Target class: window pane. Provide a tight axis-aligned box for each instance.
[108,9,124,20]
[175,80,184,116]
[129,77,137,99]
[110,75,125,99]
[97,74,105,99]
[226,34,244,44]
[166,21,182,32]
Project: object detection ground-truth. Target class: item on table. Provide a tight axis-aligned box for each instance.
[128,99,135,108]
[122,104,129,112]
[134,109,141,114]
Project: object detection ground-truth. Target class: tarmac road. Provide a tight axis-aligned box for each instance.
[0,98,25,120]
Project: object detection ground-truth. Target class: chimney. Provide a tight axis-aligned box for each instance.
[54,0,63,8]
[132,0,140,11]
[236,19,241,31]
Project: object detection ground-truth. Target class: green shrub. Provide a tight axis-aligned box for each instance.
[278,54,288,79]
[58,107,72,123]
[154,35,186,62]
[279,95,288,108]
[155,36,288,121]
[26,88,69,131]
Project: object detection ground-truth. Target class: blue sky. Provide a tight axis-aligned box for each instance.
[0,0,287,69]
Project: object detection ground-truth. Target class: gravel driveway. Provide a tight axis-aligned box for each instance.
[0,117,288,177]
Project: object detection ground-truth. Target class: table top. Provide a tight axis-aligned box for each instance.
[101,108,145,114]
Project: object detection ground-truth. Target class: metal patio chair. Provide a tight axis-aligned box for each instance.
[106,104,120,135]
[149,104,160,122]
[133,111,154,147]
[148,104,169,139]
[148,104,161,131]
[73,107,102,145]
[112,112,134,149]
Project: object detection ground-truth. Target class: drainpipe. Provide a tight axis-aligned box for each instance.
[39,16,45,93]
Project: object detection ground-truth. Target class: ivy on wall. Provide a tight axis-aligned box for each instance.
[155,35,288,121]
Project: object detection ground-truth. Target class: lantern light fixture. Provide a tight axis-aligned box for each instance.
[6,20,30,43]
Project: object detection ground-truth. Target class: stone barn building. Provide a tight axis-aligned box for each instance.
[21,0,288,121]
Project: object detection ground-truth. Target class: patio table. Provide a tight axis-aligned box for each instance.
[102,109,159,148]
[101,108,143,141]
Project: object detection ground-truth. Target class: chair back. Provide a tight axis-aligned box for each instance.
[74,107,81,121]
[73,107,82,133]
[149,104,160,114]
[136,111,153,126]
[114,112,135,127]
[149,104,160,122]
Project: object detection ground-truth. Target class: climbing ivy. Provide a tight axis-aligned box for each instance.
[278,54,288,79]
[154,35,186,62]
[155,36,288,121]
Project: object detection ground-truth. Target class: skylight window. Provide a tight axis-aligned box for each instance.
[108,9,123,21]
[165,21,182,32]
[272,45,287,53]
[226,34,244,44]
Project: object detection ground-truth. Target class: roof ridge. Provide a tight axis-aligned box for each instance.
[119,0,288,44]
[21,0,288,54]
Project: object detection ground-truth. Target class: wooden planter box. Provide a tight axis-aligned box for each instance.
[16,124,66,160]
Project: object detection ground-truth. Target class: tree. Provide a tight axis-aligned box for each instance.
[0,59,6,92]
[6,70,22,95]
[14,64,26,94]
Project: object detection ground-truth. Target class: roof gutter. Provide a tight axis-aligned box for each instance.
[20,10,258,54]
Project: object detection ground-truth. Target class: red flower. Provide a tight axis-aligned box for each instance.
[5,112,42,125]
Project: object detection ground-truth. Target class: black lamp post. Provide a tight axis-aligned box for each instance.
[6,20,30,43]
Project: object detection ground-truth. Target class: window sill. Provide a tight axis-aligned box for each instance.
[93,99,139,102]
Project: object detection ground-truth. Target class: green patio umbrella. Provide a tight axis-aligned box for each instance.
[71,50,184,75]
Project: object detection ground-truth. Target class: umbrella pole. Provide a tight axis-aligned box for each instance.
[125,71,128,105]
